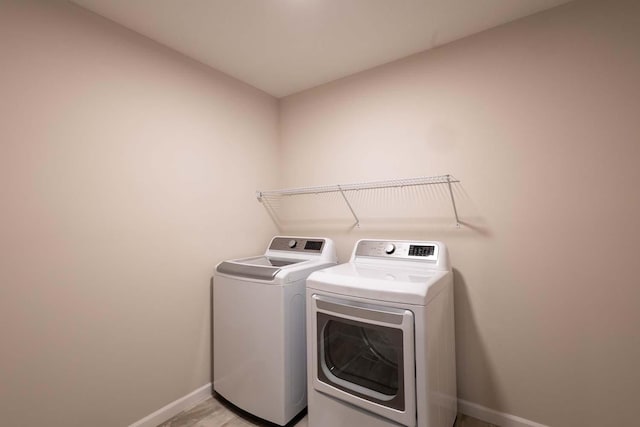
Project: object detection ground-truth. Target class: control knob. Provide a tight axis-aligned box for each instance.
[384,243,396,254]
[288,239,297,248]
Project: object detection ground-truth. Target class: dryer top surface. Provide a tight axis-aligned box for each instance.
[307,261,451,306]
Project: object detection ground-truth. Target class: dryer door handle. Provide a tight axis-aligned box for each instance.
[313,295,411,326]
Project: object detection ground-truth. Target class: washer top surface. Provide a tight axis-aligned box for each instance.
[215,236,337,284]
[307,239,451,306]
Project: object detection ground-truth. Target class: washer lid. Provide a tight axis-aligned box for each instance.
[215,236,338,283]
[216,256,303,281]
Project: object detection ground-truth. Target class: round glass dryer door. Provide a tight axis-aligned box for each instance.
[317,312,407,410]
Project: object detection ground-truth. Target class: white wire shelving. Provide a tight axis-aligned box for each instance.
[256,175,461,228]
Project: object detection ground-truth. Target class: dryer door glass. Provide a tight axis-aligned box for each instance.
[317,312,406,410]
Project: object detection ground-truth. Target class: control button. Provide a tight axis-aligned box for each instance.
[384,243,396,254]
[288,239,297,248]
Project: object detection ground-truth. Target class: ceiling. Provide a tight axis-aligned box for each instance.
[70,0,573,97]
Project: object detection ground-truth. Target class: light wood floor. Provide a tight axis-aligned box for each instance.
[158,396,497,427]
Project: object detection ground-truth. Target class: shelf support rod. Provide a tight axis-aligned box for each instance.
[445,175,460,228]
[338,185,360,228]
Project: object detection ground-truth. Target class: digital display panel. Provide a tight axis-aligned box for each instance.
[304,240,323,251]
[408,245,434,257]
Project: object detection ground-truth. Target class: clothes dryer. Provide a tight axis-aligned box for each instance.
[306,239,456,427]
[214,236,337,426]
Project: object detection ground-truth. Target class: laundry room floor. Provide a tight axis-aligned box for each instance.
[158,396,497,427]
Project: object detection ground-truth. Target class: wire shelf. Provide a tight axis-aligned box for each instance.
[257,175,458,197]
[257,175,461,228]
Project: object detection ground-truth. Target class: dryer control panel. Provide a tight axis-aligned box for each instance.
[355,240,439,262]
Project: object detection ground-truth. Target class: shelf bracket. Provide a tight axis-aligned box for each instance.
[445,175,460,228]
[338,185,360,228]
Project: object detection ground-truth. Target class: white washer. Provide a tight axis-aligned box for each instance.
[213,236,337,426]
[306,239,456,427]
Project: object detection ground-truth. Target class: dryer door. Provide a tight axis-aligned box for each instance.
[310,294,416,427]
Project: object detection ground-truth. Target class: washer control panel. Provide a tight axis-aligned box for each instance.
[270,237,325,253]
[355,240,439,261]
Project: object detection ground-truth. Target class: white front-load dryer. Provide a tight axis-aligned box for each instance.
[306,239,456,427]
[213,236,337,426]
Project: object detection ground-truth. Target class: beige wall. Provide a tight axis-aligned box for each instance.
[0,1,278,426]
[279,0,640,426]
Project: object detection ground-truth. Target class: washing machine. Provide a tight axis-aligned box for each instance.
[306,239,456,427]
[213,236,337,426]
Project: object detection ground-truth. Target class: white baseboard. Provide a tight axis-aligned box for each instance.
[128,386,548,427]
[128,383,212,427]
[458,399,550,427]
